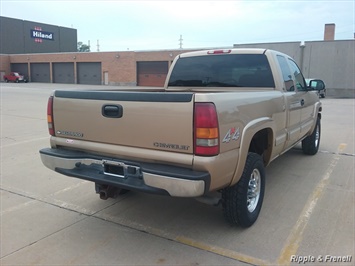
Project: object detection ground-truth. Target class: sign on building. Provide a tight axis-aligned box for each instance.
[31,26,54,43]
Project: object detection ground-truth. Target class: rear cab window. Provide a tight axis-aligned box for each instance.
[168,54,275,88]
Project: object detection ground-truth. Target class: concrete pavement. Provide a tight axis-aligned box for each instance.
[1,83,354,265]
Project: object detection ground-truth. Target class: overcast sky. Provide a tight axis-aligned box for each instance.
[1,0,354,51]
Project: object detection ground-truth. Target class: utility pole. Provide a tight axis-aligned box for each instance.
[179,34,183,49]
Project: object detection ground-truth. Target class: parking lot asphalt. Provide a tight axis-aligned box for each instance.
[1,83,354,265]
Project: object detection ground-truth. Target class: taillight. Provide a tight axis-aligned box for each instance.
[47,96,55,136]
[194,103,219,156]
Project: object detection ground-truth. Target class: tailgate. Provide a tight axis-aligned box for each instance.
[52,90,194,154]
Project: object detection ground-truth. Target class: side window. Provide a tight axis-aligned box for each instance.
[288,59,306,91]
[277,55,294,91]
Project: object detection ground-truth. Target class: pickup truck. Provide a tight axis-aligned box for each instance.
[40,48,322,227]
[3,72,28,83]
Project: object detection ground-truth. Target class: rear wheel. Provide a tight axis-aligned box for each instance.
[5,79,8,83]
[222,153,265,227]
[302,117,321,155]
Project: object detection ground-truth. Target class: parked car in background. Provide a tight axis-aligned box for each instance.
[3,72,28,83]
[306,78,326,98]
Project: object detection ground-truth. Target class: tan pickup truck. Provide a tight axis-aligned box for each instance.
[40,48,322,227]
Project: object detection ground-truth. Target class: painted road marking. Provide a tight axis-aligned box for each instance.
[277,143,346,265]
[176,236,269,265]
[96,210,272,265]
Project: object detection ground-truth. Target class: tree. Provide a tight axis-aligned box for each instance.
[77,42,90,52]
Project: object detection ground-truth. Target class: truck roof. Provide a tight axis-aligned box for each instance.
[179,48,268,58]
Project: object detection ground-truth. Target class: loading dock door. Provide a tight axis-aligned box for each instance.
[11,63,29,78]
[31,63,50,83]
[53,63,74,84]
[77,62,102,85]
[137,61,168,87]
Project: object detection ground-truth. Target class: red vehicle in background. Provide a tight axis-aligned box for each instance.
[3,72,28,83]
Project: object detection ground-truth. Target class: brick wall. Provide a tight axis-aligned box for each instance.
[0,55,11,81]
[4,49,197,85]
[324,24,335,41]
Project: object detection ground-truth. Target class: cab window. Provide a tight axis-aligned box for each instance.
[288,59,306,91]
[168,54,275,88]
[276,55,294,91]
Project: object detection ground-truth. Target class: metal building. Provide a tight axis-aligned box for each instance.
[0,16,77,54]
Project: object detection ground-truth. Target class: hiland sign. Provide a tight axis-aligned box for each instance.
[31,27,54,42]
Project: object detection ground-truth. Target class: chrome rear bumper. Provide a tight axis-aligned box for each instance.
[39,148,209,197]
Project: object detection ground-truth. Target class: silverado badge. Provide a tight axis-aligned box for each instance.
[56,130,84,138]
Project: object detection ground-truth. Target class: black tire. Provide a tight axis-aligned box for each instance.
[302,117,321,155]
[222,152,265,227]
[5,79,8,83]
[15,79,19,83]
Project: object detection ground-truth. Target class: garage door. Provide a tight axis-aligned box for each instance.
[31,63,50,83]
[53,63,74,84]
[11,63,29,78]
[77,62,101,85]
[137,61,168,87]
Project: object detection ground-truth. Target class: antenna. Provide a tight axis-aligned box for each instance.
[97,39,100,52]
[179,34,183,49]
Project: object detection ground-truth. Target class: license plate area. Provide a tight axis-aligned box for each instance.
[102,159,141,179]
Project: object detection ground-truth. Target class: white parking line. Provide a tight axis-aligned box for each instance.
[277,143,346,265]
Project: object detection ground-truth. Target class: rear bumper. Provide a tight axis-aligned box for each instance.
[39,148,210,197]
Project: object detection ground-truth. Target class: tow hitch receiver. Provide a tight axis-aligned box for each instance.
[95,183,129,200]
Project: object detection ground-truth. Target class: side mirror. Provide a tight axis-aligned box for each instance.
[308,79,325,91]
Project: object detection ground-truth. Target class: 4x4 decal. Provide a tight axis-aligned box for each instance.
[223,127,240,143]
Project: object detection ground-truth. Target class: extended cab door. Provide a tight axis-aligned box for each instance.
[276,55,302,148]
[287,59,317,137]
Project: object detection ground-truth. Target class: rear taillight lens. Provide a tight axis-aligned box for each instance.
[47,96,55,136]
[194,103,219,156]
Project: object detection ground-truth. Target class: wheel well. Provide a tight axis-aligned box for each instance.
[248,128,273,165]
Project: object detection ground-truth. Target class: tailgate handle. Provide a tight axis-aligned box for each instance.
[102,105,123,118]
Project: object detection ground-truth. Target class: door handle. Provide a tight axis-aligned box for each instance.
[301,99,305,106]
[102,105,123,118]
